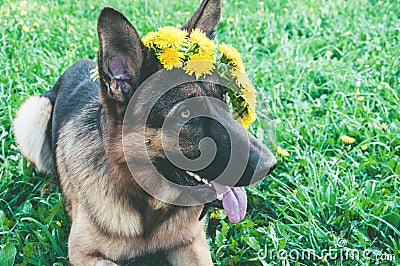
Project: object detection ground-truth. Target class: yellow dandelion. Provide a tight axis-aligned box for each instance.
[142,31,159,49]
[185,11,191,16]
[227,17,235,23]
[88,29,94,36]
[67,26,74,34]
[56,221,62,227]
[33,22,39,27]
[356,58,362,63]
[28,40,33,44]
[21,25,30,32]
[143,26,188,49]
[283,7,288,12]
[90,5,95,10]
[20,10,28,16]
[231,68,253,89]
[219,43,245,71]
[277,146,290,157]
[44,28,50,33]
[361,145,368,151]
[158,47,183,69]
[154,10,160,15]
[87,37,93,42]
[210,209,224,219]
[209,211,218,219]
[93,47,99,52]
[344,31,351,36]
[69,43,75,48]
[70,19,75,24]
[278,57,284,62]
[357,96,365,102]
[293,189,299,194]
[237,106,256,128]
[241,88,256,111]
[230,70,256,108]
[381,123,388,131]
[184,53,215,79]
[340,135,355,144]
[189,28,216,60]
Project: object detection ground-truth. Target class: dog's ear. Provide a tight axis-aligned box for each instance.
[182,0,221,39]
[97,7,144,106]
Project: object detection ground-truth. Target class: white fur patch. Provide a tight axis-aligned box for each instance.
[13,96,52,173]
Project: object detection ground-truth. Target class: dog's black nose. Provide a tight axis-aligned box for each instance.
[234,144,276,186]
[267,160,277,175]
[254,150,277,180]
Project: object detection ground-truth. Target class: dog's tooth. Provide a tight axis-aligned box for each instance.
[217,194,223,201]
[186,171,202,182]
[202,178,209,184]
[193,173,202,182]
[186,170,194,176]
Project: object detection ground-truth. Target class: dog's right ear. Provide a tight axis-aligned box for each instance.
[97,7,144,108]
[182,0,221,39]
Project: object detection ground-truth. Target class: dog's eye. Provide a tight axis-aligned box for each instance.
[180,109,191,119]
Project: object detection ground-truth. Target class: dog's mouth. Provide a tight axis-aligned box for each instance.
[185,170,247,223]
[156,159,247,223]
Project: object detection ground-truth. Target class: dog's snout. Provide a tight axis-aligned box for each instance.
[234,138,277,187]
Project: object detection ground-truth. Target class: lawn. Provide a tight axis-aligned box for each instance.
[1,0,399,265]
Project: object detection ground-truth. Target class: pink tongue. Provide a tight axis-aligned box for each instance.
[211,182,247,223]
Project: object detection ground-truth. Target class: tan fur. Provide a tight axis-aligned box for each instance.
[13,96,52,174]
[54,103,212,265]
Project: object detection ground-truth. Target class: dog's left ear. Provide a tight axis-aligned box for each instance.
[182,0,221,39]
[97,7,144,107]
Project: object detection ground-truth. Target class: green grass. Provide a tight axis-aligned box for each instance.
[1,0,399,265]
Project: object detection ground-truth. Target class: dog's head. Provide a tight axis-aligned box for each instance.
[96,0,276,223]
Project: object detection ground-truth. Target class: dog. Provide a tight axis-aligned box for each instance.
[13,0,276,265]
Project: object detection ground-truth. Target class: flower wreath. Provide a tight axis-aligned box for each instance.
[92,26,257,128]
[142,26,257,129]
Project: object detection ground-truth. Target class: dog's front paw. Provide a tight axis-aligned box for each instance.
[95,259,119,266]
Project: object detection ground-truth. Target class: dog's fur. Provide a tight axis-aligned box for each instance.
[13,1,276,265]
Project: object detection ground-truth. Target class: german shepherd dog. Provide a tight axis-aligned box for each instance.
[13,0,276,265]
